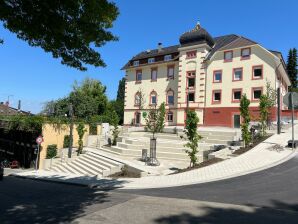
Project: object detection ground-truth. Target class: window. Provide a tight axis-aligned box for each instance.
[167,112,173,122]
[187,92,195,102]
[133,60,139,66]
[167,90,174,105]
[233,68,243,81]
[232,89,242,102]
[213,70,222,83]
[151,68,157,81]
[148,58,155,64]
[150,92,157,105]
[167,65,174,79]
[252,65,263,79]
[252,88,262,100]
[186,51,197,59]
[224,51,233,62]
[136,70,142,82]
[164,55,172,61]
[135,93,141,106]
[188,77,195,88]
[212,90,221,103]
[241,48,251,59]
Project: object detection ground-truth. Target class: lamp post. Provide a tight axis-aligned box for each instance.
[277,84,281,134]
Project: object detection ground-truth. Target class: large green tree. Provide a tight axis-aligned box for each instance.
[110,77,125,124]
[0,0,119,71]
[287,48,298,90]
[42,78,108,119]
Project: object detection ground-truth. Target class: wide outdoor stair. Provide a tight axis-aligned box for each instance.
[101,130,238,161]
[49,151,124,177]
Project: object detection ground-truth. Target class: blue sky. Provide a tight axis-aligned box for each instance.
[0,0,297,113]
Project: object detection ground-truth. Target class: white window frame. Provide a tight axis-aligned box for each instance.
[133,60,139,66]
[148,58,155,64]
[164,55,172,61]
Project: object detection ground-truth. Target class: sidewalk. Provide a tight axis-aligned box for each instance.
[13,126,297,189]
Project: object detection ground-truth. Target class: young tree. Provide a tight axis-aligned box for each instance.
[145,103,165,137]
[287,48,298,90]
[156,103,166,133]
[259,94,269,137]
[76,122,87,155]
[183,111,202,167]
[0,0,119,71]
[240,94,251,147]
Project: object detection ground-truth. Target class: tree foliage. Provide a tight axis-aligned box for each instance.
[240,94,251,147]
[42,78,108,119]
[0,0,119,71]
[145,103,166,137]
[259,94,269,137]
[156,102,165,133]
[76,122,86,155]
[287,48,298,90]
[183,111,202,167]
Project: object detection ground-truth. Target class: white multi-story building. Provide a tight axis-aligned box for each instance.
[122,22,290,128]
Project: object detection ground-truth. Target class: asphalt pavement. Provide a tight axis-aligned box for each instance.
[2,155,298,223]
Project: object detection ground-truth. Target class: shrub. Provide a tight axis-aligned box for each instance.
[46,144,57,159]
[63,135,70,148]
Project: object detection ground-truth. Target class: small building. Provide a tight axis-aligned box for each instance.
[122,22,290,128]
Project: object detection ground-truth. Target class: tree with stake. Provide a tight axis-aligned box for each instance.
[183,110,202,168]
[259,94,269,137]
[240,94,251,147]
[76,122,87,155]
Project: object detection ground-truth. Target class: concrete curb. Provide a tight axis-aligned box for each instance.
[121,149,297,189]
[10,173,94,188]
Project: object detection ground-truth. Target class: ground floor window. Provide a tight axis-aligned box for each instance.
[167,112,173,122]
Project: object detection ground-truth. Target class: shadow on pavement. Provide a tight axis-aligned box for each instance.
[154,200,298,224]
[0,176,126,224]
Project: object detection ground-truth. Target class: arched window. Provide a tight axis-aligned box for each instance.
[150,91,157,105]
[167,90,174,105]
[134,92,141,106]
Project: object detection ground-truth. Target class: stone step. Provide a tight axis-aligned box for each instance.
[87,151,123,166]
[110,146,190,160]
[73,157,105,175]
[117,142,212,153]
[201,139,230,145]
[124,139,186,147]
[70,160,99,176]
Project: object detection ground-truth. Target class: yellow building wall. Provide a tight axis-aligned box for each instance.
[124,61,179,125]
[39,123,89,169]
[205,45,280,108]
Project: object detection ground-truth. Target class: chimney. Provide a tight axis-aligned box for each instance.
[158,42,163,52]
[18,100,21,111]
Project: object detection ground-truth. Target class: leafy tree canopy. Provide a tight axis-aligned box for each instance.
[0,0,119,71]
[42,78,108,119]
[287,48,298,89]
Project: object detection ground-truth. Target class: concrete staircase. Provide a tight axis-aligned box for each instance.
[101,133,204,161]
[49,151,124,177]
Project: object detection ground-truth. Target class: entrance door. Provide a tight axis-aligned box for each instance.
[233,114,241,128]
[135,112,141,126]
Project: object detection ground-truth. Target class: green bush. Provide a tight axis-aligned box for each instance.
[46,144,57,159]
[63,135,70,148]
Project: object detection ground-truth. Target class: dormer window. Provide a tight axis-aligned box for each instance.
[148,58,155,64]
[164,55,172,61]
[133,60,139,66]
[224,51,233,62]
